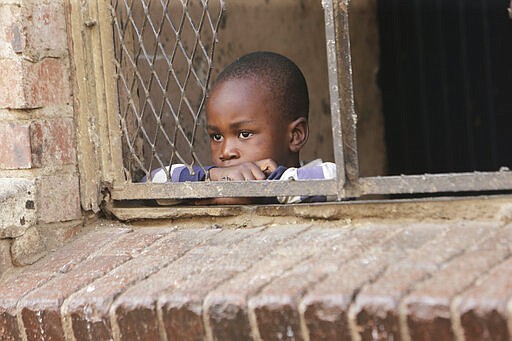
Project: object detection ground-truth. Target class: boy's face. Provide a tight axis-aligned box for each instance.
[206,78,294,167]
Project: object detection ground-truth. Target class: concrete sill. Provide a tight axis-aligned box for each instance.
[108,194,512,225]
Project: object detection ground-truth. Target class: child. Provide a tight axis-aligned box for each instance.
[148,51,335,204]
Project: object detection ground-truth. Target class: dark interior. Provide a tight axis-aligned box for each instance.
[378,0,512,175]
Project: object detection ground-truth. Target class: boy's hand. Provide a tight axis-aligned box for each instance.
[196,159,277,205]
[209,159,277,181]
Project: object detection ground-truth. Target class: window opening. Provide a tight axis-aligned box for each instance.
[75,0,512,206]
[378,0,512,175]
[106,0,342,202]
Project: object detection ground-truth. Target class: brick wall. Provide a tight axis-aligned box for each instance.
[0,0,82,268]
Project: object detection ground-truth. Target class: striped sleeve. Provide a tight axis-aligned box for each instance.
[143,164,215,183]
[276,162,337,204]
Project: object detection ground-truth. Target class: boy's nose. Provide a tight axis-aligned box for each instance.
[219,141,240,161]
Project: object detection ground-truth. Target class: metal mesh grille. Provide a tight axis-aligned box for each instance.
[111,0,224,182]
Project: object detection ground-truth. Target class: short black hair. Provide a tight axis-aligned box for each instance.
[213,51,309,120]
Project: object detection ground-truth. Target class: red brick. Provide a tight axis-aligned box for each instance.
[64,228,220,340]
[159,225,309,341]
[0,4,24,57]
[24,58,70,108]
[25,1,67,55]
[0,312,21,341]
[0,59,23,108]
[30,118,76,167]
[0,227,130,340]
[0,58,69,109]
[0,122,32,169]
[19,228,167,341]
[0,119,75,169]
[36,173,81,223]
[350,222,496,341]
[0,2,66,58]
[111,228,266,341]
[403,223,512,341]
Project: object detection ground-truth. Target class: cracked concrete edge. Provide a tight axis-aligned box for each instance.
[7,220,84,267]
[110,195,512,224]
[0,178,36,238]
[0,238,13,276]
[10,226,47,266]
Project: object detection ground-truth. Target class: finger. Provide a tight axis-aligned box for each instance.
[241,168,257,180]
[255,159,278,175]
[244,163,266,180]
[235,163,260,180]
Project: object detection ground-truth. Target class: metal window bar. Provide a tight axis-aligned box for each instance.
[99,0,512,202]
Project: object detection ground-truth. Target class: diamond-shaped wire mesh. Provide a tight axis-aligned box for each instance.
[111,0,224,182]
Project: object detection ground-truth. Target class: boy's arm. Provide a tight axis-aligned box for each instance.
[275,161,337,204]
[144,164,215,183]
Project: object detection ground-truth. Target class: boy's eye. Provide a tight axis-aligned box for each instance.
[210,133,223,142]
[239,131,253,139]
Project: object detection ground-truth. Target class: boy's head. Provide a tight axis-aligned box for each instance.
[205,51,309,168]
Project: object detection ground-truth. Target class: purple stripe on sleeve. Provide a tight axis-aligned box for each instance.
[171,166,186,182]
[296,166,325,180]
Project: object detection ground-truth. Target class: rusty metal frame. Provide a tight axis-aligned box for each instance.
[103,0,345,201]
[329,0,512,198]
[70,0,512,208]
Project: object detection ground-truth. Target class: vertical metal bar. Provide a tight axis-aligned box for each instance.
[323,0,346,199]
[480,0,498,169]
[335,0,359,193]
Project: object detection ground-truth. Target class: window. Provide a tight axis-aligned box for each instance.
[69,0,512,212]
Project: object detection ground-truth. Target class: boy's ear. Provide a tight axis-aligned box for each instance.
[288,117,309,153]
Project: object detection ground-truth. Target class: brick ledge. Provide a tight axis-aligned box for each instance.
[1,218,512,340]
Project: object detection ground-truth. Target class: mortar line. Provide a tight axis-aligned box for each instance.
[244,227,324,341]
[506,281,512,341]
[450,296,465,341]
